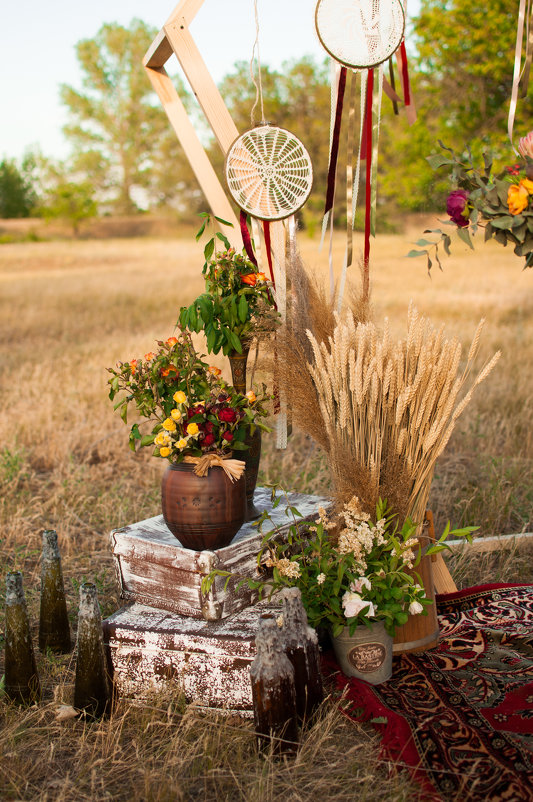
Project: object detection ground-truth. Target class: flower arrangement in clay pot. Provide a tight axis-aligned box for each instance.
[179,214,279,517]
[178,214,278,364]
[409,134,533,270]
[107,328,270,550]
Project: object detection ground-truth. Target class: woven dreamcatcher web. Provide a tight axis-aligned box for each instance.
[225,125,313,221]
[315,0,405,69]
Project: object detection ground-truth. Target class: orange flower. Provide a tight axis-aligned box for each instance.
[165,336,178,346]
[240,273,257,286]
[130,359,138,375]
[161,366,177,377]
[256,272,267,283]
[144,351,155,361]
[208,366,222,377]
[245,390,257,403]
[508,181,531,215]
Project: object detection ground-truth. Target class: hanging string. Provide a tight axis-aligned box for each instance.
[337,70,358,310]
[249,0,266,125]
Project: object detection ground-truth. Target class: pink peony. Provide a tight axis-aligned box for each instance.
[446,189,470,227]
[518,131,533,159]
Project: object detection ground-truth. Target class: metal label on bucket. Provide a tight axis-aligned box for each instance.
[348,641,387,672]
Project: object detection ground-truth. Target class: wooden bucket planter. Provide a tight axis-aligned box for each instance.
[392,511,440,655]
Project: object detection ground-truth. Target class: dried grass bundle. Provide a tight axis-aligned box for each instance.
[305,305,501,525]
[265,252,371,454]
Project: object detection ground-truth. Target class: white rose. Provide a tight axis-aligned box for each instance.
[409,600,424,615]
[342,591,374,619]
[351,576,371,593]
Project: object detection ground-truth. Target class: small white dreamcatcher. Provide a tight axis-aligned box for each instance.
[225,125,313,222]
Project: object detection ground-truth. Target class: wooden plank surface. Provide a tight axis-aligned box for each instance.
[104,599,281,713]
[111,488,329,620]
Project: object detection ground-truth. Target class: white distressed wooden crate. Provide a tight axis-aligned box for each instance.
[103,599,281,714]
[111,488,329,622]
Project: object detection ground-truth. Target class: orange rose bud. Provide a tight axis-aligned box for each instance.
[166,336,178,346]
[130,359,138,375]
[240,273,257,286]
[144,351,155,361]
[508,182,530,215]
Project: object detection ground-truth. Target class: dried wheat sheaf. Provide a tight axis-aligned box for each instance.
[306,305,500,524]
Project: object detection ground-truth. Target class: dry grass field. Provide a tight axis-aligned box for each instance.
[0,225,532,801]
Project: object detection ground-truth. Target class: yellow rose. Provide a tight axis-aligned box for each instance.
[173,390,187,404]
[186,422,199,436]
[159,446,171,457]
[245,390,256,403]
[162,418,177,432]
[521,177,533,193]
[171,408,182,421]
[154,432,170,446]
[508,182,530,215]
[177,438,188,449]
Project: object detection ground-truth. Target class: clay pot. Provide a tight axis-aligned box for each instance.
[161,462,246,551]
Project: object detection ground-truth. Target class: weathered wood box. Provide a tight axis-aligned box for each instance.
[111,488,328,622]
[103,600,281,714]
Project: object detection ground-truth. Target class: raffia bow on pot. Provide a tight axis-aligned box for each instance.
[183,453,245,482]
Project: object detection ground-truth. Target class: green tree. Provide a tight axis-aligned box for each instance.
[39,180,97,237]
[0,157,37,218]
[60,19,193,215]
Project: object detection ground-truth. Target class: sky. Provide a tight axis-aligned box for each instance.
[0,0,332,163]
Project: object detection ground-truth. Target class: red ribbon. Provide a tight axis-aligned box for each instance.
[399,41,411,107]
[324,67,347,216]
[363,69,374,270]
[240,210,258,266]
[262,221,276,290]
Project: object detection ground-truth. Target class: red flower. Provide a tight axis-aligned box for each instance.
[446,189,469,227]
[218,407,237,423]
[204,421,214,433]
[222,431,234,441]
[203,433,215,447]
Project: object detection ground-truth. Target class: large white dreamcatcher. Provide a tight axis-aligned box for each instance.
[315,0,415,305]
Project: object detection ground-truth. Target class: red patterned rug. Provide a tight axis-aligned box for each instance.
[323,583,533,801]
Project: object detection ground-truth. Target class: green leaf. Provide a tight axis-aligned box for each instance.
[214,215,233,227]
[426,154,454,169]
[491,215,518,230]
[204,238,215,260]
[238,294,248,323]
[406,249,427,258]
[195,220,206,241]
[456,226,474,249]
[140,434,155,447]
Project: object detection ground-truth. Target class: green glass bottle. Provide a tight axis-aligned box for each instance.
[39,529,71,654]
[73,583,112,717]
[4,571,41,704]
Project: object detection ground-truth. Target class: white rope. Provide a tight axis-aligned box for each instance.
[249,0,266,125]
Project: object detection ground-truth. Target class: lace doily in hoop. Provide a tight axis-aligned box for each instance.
[225,125,313,221]
[315,0,405,69]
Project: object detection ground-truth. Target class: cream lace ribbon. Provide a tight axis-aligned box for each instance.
[183,453,245,482]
